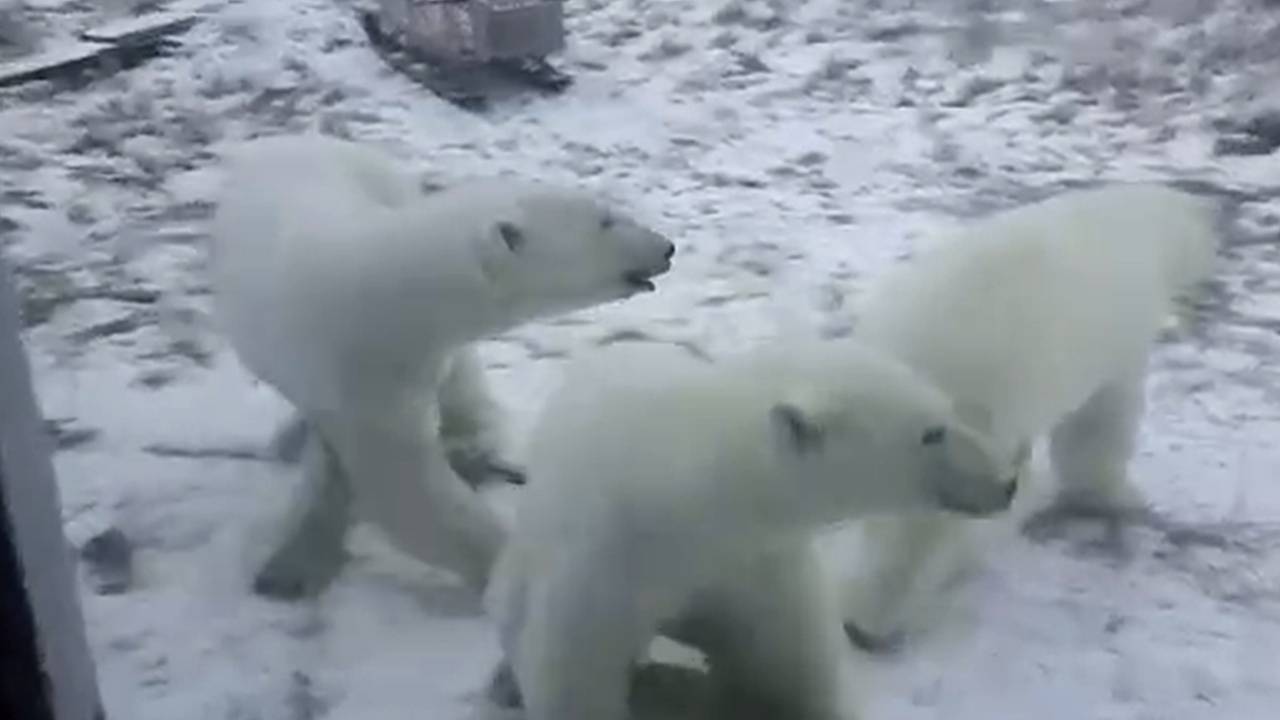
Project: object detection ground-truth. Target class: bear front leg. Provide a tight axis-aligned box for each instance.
[841,512,964,654]
[437,347,527,488]
[699,546,850,720]
[510,567,643,720]
[254,425,354,599]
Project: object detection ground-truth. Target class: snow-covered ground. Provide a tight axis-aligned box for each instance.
[3,0,1280,718]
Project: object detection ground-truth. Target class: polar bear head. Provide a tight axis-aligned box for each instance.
[765,343,1019,523]
[465,182,676,317]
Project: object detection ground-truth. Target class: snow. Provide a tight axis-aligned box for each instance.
[2,0,1279,719]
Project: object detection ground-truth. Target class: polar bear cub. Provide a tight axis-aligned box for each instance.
[840,183,1221,651]
[210,133,675,598]
[485,340,1020,720]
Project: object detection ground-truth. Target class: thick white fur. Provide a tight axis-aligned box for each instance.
[486,340,1020,720]
[210,133,674,597]
[841,183,1220,646]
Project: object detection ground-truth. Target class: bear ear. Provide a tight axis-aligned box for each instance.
[492,220,526,253]
[475,218,524,285]
[770,402,825,454]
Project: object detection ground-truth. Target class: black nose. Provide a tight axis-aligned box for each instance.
[663,242,675,260]
[1004,477,1018,503]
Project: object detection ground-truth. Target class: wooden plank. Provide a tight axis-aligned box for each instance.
[0,258,105,720]
[0,41,109,88]
[79,9,199,47]
[0,8,195,90]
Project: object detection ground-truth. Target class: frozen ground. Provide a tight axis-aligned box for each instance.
[3,0,1280,718]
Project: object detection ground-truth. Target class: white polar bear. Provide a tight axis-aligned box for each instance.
[484,340,1020,720]
[209,133,675,598]
[839,183,1221,651]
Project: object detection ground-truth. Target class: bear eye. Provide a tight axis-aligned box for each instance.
[497,222,525,252]
[921,426,946,446]
[600,214,615,230]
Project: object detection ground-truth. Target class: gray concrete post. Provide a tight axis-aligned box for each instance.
[0,256,105,720]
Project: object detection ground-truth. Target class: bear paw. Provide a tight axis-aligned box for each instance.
[1021,488,1153,560]
[1024,483,1149,537]
[842,621,906,656]
[485,661,523,709]
[252,544,349,601]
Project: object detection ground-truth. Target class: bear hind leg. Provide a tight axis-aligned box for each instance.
[1024,365,1152,549]
[335,424,507,594]
[253,424,354,600]
[437,348,527,488]
[1047,366,1149,514]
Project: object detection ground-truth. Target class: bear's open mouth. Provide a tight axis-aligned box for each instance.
[624,271,656,292]
[623,265,669,293]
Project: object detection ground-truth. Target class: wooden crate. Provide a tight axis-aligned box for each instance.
[470,0,564,60]
[377,0,564,63]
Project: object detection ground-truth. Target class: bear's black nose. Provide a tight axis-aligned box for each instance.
[663,241,676,260]
[1004,477,1018,503]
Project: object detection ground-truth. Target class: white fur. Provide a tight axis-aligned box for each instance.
[210,133,674,596]
[486,340,1019,720]
[840,183,1221,645]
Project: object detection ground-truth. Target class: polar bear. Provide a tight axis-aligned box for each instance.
[209,133,675,599]
[484,339,1021,720]
[839,183,1221,652]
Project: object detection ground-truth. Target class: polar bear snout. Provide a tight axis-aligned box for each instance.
[928,423,1021,517]
[984,471,1020,513]
[620,231,676,293]
[936,473,1017,517]
[936,479,1012,516]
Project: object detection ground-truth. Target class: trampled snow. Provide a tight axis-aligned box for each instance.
[2,1,1279,719]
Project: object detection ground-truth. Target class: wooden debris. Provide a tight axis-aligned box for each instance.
[0,41,109,88]
[358,3,573,112]
[0,8,198,90]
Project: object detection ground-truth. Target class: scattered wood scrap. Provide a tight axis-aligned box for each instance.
[0,41,108,88]
[358,1,573,112]
[0,8,198,90]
